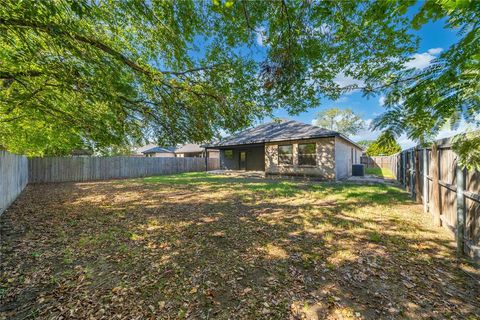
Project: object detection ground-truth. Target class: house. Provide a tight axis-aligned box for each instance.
[175,143,219,158]
[141,146,176,157]
[205,119,363,180]
[134,143,219,158]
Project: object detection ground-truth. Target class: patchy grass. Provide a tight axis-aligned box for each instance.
[1,172,479,319]
[365,167,395,179]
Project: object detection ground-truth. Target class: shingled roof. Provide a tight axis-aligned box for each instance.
[208,119,362,149]
[175,143,205,154]
[142,146,176,154]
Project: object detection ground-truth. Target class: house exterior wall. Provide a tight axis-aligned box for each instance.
[219,146,264,171]
[207,150,220,159]
[265,137,336,180]
[145,152,175,158]
[334,137,363,180]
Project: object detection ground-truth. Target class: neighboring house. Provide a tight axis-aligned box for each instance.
[142,146,176,157]
[175,143,219,158]
[133,144,158,157]
[205,119,363,180]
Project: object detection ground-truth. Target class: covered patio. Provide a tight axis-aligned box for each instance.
[212,144,266,171]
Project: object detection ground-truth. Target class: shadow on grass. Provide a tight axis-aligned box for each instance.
[1,172,479,319]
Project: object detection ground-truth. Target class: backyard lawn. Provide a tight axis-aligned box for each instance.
[1,173,479,319]
[364,167,396,179]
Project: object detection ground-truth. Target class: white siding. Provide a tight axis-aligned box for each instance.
[334,137,362,180]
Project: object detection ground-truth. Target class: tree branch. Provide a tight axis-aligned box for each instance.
[0,18,223,78]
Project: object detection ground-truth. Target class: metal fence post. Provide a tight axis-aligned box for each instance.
[456,165,466,256]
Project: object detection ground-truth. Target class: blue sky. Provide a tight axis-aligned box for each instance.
[264,18,462,148]
[224,9,466,149]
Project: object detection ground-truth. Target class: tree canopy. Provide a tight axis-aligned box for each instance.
[313,108,365,136]
[372,0,479,169]
[356,140,374,150]
[0,0,416,155]
[1,0,477,165]
[366,132,402,156]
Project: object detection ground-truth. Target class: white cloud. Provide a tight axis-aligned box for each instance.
[404,47,443,70]
[351,119,380,142]
[427,47,443,55]
[435,119,471,140]
[333,72,365,93]
[378,95,386,106]
[256,27,266,46]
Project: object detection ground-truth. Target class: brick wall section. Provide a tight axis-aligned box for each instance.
[265,137,336,180]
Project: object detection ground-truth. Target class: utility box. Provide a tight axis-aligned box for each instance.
[352,164,364,176]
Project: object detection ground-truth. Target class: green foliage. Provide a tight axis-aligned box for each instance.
[1,0,477,165]
[366,132,401,156]
[313,108,365,136]
[0,0,416,155]
[356,140,374,150]
[452,130,480,171]
[373,0,480,168]
[365,167,395,179]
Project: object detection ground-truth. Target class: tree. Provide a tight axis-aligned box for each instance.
[356,140,374,150]
[313,108,365,136]
[366,132,401,156]
[1,1,477,165]
[372,1,479,169]
[0,0,416,155]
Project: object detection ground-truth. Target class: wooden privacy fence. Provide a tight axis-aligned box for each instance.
[363,137,479,262]
[0,151,28,214]
[29,157,220,183]
[360,155,396,170]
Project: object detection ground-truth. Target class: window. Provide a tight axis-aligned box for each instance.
[298,143,316,166]
[278,145,293,165]
[224,149,233,159]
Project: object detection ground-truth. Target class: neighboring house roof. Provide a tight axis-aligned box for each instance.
[207,119,363,150]
[135,143,158,155]
[142,146,176,154]
[175,143,204,154]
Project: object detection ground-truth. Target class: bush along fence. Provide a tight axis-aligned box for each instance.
[362,137,479,262]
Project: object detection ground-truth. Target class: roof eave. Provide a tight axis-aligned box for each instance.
[206,133,341,148]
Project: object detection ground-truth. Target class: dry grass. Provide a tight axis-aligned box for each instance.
[1,172,479,319]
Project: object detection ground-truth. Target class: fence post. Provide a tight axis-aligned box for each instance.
[431,143,442,227]
[415,148,422,203]
[409,149,414,197]
[456,165,466,256]
[423,148,428,213]
[402,152,406,188]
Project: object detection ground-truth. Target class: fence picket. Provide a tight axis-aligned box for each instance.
[361,137,479,261]
[28,157,220,184]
